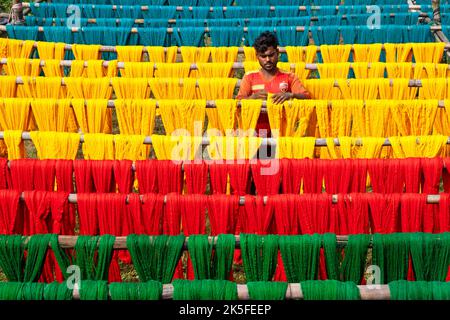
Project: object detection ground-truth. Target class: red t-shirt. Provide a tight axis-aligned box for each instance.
[236,69,311,137]
[236,69,311,98]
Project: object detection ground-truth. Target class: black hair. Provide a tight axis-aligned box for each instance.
[252,31,279,54]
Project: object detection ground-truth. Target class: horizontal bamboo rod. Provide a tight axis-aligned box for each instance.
[69,282,391,300]
[22,2,423,12]
[2,24,440,35]
[0,97,447,109]
[23,12,427,25]
[0,25,308,33]
[16,192,441,207]
[2,131,450,147]
[11,76,242,87]
[3,58,449,72]
[0,58,250,70]
[38,232,443,250]
[6,156,448,171]
[5,39,449,54]
[10,76,430,88]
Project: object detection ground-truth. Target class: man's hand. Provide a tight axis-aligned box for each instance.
[271,92,293,104]
[250,90,268,100]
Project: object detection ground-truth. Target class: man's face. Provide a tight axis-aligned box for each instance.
[256,46,279,72]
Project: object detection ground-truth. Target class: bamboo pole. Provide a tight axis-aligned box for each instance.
[4,24,443,33]
[21,225,440,250]
[23,12,428,25]
[0,25,307,33]
[1,131,449,148]
[0,97,446,110]
[1,38,449,53]
[11,75,243,87]
[20,2,423,12]
[14,192,443,208]
[2,58,449,73]
[69,282,391,300]
[10,76,431,88]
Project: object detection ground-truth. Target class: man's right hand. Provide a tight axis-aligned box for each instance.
[250,90,268,100]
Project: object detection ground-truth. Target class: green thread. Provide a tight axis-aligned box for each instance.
[109,281,163,300]
[79,280,109,300]
[430,233,450,281]
[23,234,52,282]
[247,282,288,300]
[74,235,115,281]
[372,233,450,283]
[127,234,185,283]
[189,235,213,280]
[410,233,450,281]
[409,233,431,281]
[240,234,279,282]
[74,236,99,280]
[340,234,371,283]
[301,280,360,300]
[95,235,115,281]
[430,281,450,300]
[20,282,46,300]
[389,280,432,300]
[0,282,70,300]
[373,233,410,284]
[43,282,73,300]
[49,234,71,280]
[0,235,24,281]
[0,282,22,300]
[188,234,235,280]
[172,280,237,300]
[322,233,339,280]
[279,234,322,282]
[213,234,235,280]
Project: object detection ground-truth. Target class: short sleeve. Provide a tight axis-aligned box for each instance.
[290,73,311,99]
[236,73,253,99]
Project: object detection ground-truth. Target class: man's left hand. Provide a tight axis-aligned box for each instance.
[271,92,293,104]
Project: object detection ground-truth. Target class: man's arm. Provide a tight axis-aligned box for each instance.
[236,74,253,99]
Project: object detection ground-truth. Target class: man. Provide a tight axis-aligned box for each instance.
[236,31,311,136]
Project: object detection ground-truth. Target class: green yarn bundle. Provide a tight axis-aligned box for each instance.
[78,280,109,300]
[279,234,322,282]
[188,234,235,280]
[172,280,238,300]
[0,235,24,282]
[127,234,185,283]
[247,281,288,300]
[301,280,360,300]
[240,234,279,282]
[340,234,371,283]
[0,282,23,300]
[74,235,115,281]
[109,281,163,300]
[322,233,339,280]
[372,233,410,283]
[389,280,450,300]
[43,282,73,300]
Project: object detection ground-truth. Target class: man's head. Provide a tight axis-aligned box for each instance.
[253,31,279,73]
